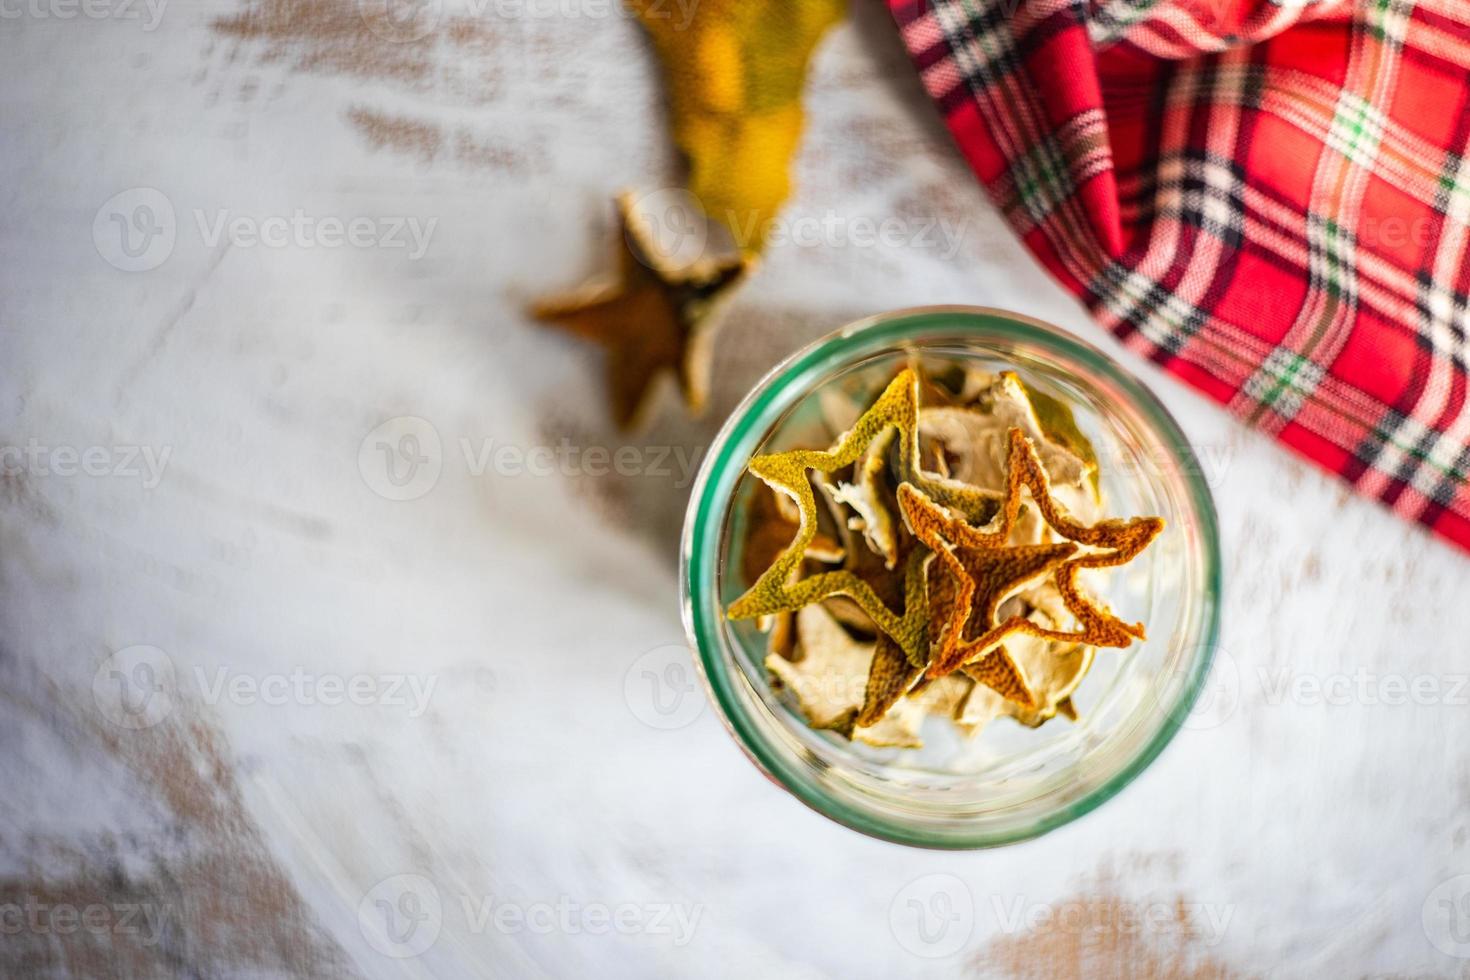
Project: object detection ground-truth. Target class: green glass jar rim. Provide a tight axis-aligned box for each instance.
[680,306,1222,849]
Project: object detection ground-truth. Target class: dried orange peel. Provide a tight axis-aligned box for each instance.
[537,2,844,428]
[730,363,1163,745]
[899,480,1078,698]
[741,482,842,588]
[531,192,750,429]
[912,428,1163,679]
[854,633,922,728]
[726,368,1003,661]
[773,605,951,749]
[827,427,901,568]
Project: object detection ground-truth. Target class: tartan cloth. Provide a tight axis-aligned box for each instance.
[886,0,1470,552]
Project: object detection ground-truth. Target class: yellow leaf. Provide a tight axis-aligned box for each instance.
[628,0,847,253]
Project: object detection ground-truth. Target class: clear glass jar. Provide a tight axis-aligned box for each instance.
[680,306,1221,848]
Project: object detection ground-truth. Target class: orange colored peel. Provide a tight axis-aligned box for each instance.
[726,369,1002,662]
[741,482,842,588]
[960,654,1033,708]
[899,481,1078,703]
[912,428,1164,679]
[854,633,922,728]
[732,365,1162,743]
[531,192,750,428]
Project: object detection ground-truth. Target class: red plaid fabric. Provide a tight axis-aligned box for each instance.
[887,0,1470,552]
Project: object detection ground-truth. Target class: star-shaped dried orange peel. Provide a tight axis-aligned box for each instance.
[853,632,922,729]
[741,482,843,588]
[911,428,1164,680]
[954,634,1091,734]
[817,494,927,729]
[911,495,1068,712]
[531,192,751,429]
[739,481,843,660]
[901,480,1077,702]
[726,368,1002,663]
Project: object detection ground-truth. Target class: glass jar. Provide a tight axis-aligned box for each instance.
[679,306,1221,848]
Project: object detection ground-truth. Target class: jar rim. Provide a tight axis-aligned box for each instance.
[680,305,1222,849]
